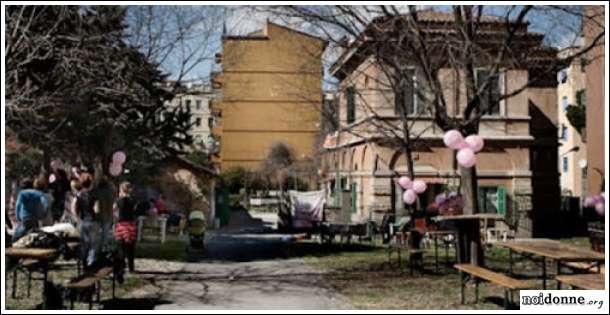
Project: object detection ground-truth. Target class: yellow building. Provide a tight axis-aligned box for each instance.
[213,22,326,171]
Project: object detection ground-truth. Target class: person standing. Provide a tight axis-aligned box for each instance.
[93,176,115,251]
[12,177,49,242]
[114,181,137,272]
[49,168,70,222]
[73,173,100,270]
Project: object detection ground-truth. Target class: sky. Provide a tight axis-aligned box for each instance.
[126,5,585,84]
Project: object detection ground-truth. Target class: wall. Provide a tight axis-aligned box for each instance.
[218,22,325,171]
[584,6,606,195]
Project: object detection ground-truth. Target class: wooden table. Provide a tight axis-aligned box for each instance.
[6,247,59,307]
[555,274,605,290]
[496,239,605,289]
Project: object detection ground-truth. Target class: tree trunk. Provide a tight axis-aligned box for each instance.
[459,165,480,215]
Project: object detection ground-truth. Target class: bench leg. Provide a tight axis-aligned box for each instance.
[542,257,547,290]
[556,261,562,290]
[27,270,32,297]
[474,278,479,304]
[504,289,509,309]
[70,293,75,310]
[12,267,18,299]
[112,273,116,299]
[96,281,101,303]
[434,236,439,273]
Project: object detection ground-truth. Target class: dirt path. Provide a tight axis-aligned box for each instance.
[120,233,350,310]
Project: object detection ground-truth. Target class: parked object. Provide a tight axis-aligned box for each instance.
[186,211,206,250]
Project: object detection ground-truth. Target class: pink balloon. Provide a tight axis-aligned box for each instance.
[403,189,418,205]
[584,196,597,208]
[398,176,412,190]
[595,202,604,217]
[412,180,427,194]
[109,163,122,177]
[465,135,484,153]
[457,148,477,168]
[113,151,126,164]
[443,130,464,150]
[49,174,56,184]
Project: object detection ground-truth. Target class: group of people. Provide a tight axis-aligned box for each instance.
[6,164,142,273]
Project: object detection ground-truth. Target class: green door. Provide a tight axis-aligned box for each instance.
[497,187,506,216]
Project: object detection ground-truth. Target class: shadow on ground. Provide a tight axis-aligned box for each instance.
[187,233,380,263]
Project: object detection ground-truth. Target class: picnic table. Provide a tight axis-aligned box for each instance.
[6,247,59,307]
[555,273,605,290]
[496,239,605,289]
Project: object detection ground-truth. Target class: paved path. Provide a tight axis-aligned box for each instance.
[118,232,349,310]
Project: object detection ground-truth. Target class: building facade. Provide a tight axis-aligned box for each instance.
[320,11,560,237]
[212,21,326,172]
[166,83,217,152]
[557,48,588,198]
[583,5,606,196]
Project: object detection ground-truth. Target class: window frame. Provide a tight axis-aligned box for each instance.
[474,68,505,117]
[346,86,356,124]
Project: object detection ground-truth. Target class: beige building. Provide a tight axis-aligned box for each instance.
[583,5,606,196]
[212,21,326,172]
[556,49,588,198]
[320,11,560,237]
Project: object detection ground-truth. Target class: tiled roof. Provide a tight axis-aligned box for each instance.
[414,9,505,23]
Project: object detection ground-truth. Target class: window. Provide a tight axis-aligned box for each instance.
[395,69,422,116]
[576,89,587,108]
[580,58,587,73]
[208,117,214,128]
[562,96,568,111]
[351,183,358,213]
[563,157,569,173]
[558,70,568,84]
[196,100,202,110]
[561,124,568,141]
[185,99,192,111]
[346,86,356,124]
[475,69,501,116]
[478,186,506,215]
[195,117,201,127]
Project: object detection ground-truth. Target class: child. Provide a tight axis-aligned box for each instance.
[114,181,137,272]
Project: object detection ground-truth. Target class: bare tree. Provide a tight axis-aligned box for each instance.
[267,5,604,214]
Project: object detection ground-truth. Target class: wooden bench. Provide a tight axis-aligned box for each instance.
[65,267,115,309]
[455,263,533,309]
[556,273,604,290]
[388,231,425,275]
[563,261,605,274]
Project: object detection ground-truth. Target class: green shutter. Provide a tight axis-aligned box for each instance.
[351,182,357,213]
[497,187,506,216]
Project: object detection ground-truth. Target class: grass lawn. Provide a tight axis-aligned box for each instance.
[294,237,594,310]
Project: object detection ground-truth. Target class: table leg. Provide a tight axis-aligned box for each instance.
[434,235,439,273]
[445,241,449,267]
[542,257,547,290]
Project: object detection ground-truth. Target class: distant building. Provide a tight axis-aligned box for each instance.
[583,5,606,196]
[556,47,588,198]
[165,82,217,152]
[212,21,326,172]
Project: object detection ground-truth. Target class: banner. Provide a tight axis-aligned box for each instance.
[288,190,325,228]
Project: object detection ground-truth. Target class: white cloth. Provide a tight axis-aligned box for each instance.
[288,190,325,228]
[41,222,80,238]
